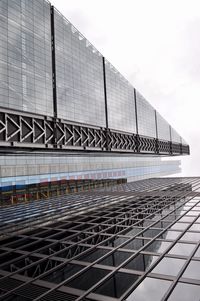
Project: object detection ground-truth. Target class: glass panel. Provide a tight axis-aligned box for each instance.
[194,246,200,257]
[95,272,139,298]
[66,267,109,290]
[42,264,83,283]
[190,223,200,231]
[168,243,195,256]
[127,277,172,301]
[77,248,109,263]
[0,0,53,116]
[54,10,106,127]
[168,283,200,301]
[136,91,156,138]
[180,232,200,242]
[124,254,158,271]
[99,251,132,267]
[183,260,200,280]
[144,240,172,253]
[171,127,181,143]
[156,112,170,141]
[170,223,189,230]
[122,238,150,251]
[105,60,136,133]
[152,257,185,276]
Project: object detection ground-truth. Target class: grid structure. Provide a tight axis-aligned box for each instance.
[0,0,189,156]
[156,112,171,141]
[0,0,53,116]
[136,91,157,139]
[105,60,136,133]
[0,177,200,301]
[54,8,106,127]
[171,127,182,144]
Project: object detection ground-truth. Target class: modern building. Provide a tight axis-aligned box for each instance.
[0,0,189,201]
[0,177,200,301]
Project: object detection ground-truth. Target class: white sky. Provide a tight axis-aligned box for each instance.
[51,0,200,176]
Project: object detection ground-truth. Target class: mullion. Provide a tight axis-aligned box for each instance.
[0,191,187,299]
[0,178,200,301]
[32,192,197,300]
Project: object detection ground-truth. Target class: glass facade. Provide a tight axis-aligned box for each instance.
[136,90,157,138]
[156,111,171,141]
[1,178,200,300]
[171,127,181,143]
[0,0,188,146]
[54,9,106,127]
[105,60,136,133]
[0,0,189,200]
[0,0,53,116]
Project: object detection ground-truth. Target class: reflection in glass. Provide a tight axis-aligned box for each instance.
[194,246,200,257]
[78,248,109,263]
[100,251,132,267]
[189,223,200,231]
[122,238,150,251]
[179,216,196,222]
[106,61,136,133]
[54,10,106,126]
[144,240,171,253]
[169,242,195,256]
[127,277,172,301]
[152,257,185,276]
[180,232,200,242]
[136,91,156,138]
[171,223,189,230]
[164,230,181,240]
[124,254,158,271]
[95,272,139,298]
[0,0,53,116]
[67,267,109,290]
[183,260,200,280]
[168,283,200,301]
[42,264,83,283]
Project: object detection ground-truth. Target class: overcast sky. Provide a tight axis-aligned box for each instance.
[51,0,200,176]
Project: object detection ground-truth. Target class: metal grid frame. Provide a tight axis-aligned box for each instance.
[0,177,200,301]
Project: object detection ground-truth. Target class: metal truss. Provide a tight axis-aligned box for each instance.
[0,109,189,155]
[0,177,200,301]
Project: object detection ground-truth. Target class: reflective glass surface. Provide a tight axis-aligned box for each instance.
[194,246,200,257]
[156,112,170,141]
[170,222,189,230]
[190,223,200,231]
[144,240,172,253]
[95,272,139,298]
[168,242,196,256]
[168,283,200,301]
[171,127,181,143]
[180,232,200,242]
[0,0,53,116]
[127,277,172,301]
[0,178,200,301]
[152,257,185,276]
[136,91,156,138]
[54,10,106,126]
[124,254,158,271]
[183,260,200,280]
[99,250,132,267]
[105,60,136,133]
